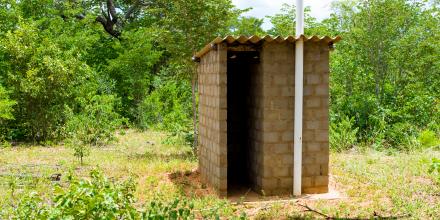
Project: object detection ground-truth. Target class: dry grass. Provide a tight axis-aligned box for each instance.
[1,130,439,219]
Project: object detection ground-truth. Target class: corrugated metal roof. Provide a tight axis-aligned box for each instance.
[194,35,341,59]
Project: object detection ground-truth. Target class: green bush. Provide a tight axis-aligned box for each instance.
[0,20,102,142]
[0,85,16,142]
[51,170,139,219]
[2,170,195,219]
[384,122,418,150]
[0,85,15,121]
[330,115,359,152]
[140,80,193,145]
[429,158,440,182]
[418,130,440,148]
[143,199,194,219]
[106,28,163,123]
[64,95,124,164]
[5,192,51,219]
[64,95,124,147]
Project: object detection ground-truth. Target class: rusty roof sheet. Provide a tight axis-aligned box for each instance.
[194,35,341,59]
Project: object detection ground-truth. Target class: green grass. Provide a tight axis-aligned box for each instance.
[1,130,439,219]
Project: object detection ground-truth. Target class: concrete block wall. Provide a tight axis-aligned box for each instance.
[302,41,330,193]
[198,43,228,197]
[256,42,296,195]
[250,41,330,195]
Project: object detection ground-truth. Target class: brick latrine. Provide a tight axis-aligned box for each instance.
[198,43,228,197]
[195,36,340,197]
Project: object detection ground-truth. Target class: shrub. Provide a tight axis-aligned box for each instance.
[384,122,418,150]
[64,95,124,164]
[50,170,139,219]
[429,158,440,182]
[2,169,195,219]
[106,28,163,123]
[0,85,16,121]
[2,169,137,219]
[418,130,440,148]
[143,199,194,219]
[140,80,193,145]
[0,85,16,142]
[0,21,100,141]
[5,192,51,219]
[330,115,359,152]
[64,95,124,147]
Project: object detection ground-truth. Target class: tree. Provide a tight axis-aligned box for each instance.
[105,28,163,122]
[266,3,328,36]
[0,86,15,121]
[326,0,440,147]
[153,0,243,148]
[230,16,266,36]
[94,0,155,38]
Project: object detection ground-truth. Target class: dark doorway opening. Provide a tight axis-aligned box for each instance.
[227,51,259,195]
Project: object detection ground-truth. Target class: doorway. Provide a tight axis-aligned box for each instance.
[227,51,259,194]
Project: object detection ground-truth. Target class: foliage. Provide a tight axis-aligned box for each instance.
[266,3,329,36]
[0,16,102,142]
[142,199,194,219]
[2,169,138,219]
[0,85,16,142]
[71,143,90,165]
[156,0,244,61]
[64,94,124,164]
[106,28,163,123]
[327,0,440,148]
[429,158,440,181]
[1,169,195,219]
[64,95,123,146]
[383,122,418,150]
[330,115,358,152]
[6,192,50,220]
[230,16,266,36]
[0,0,243,146]
[51,170,138,219]
[418,130,440,148]
[0,85,15,120]
[140,79,193,145]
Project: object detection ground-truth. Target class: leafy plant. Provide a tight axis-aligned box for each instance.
[0,20,100,142]
[64,95,124,164]
[429,158,440,182]
[140,80,193,145]
[0,85,16,142]
[143,198,194,219]
[418,130,440,148]
[51,169,139,219]
[0,85,15,121]
[2,169,196,219]
[71,144,90,165]
[330,115,359,152]
[384,122,418,150]
[65,95,124,146]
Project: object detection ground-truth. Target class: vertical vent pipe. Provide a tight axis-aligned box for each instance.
[294,0,304,196]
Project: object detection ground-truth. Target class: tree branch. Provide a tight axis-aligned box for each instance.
[107,0,118,22]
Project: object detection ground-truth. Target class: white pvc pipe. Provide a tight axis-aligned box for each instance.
[294,0,304,197]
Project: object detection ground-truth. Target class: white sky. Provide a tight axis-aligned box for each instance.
[231,0,335,30]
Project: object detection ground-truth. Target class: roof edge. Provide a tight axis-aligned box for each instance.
[193,35,342,60]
